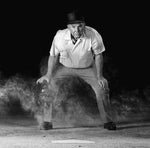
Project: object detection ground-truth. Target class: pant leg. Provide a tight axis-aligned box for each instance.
[43,103,53,122]
[42,66,75,123]
[84,78,113,123]
[75,68,113,124]
[42,82,56,123]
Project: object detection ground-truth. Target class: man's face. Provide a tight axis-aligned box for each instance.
[67,23,85,39]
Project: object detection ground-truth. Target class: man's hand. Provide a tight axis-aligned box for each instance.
[97,77,108,90]
[36,75,50,84]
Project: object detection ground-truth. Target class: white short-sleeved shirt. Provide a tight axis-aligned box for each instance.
[50,26,105,68]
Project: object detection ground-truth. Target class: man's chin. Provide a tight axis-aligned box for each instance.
[74,36,80,39]
[73,34,79,38]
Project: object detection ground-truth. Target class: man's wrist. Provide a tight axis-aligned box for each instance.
[97,74,103,79]
[46,71,52,77]
[45,74,51,80]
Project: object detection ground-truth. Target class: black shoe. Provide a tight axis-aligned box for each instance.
[104,122,116,130]
[40,122,53,130]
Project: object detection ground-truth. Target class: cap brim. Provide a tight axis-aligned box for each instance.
[67,20,85,24]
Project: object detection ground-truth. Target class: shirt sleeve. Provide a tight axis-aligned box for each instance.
[91,29,105,55]
[49,32,60,56]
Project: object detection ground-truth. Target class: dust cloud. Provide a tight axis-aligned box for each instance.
[0,74,101,128]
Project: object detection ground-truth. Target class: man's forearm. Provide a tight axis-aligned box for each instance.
[95,54,103,79]
[46,55,59,77]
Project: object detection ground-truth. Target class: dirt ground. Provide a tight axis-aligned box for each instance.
[0,115,150,148]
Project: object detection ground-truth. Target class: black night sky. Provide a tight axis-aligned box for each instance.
[1,2,150,90]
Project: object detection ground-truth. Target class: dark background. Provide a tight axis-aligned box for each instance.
[1,2,149,90]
